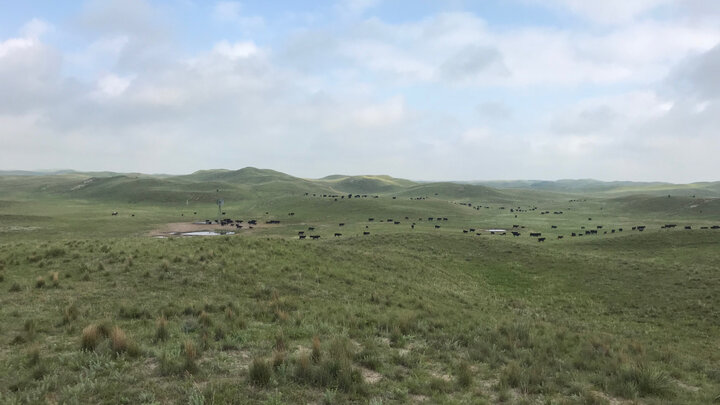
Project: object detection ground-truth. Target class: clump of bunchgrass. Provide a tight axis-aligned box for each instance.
[155,316,169,342]
[110,326,128,353]
[312,336,322,363]
[249,357,272,386]
[50,271,59,287]
[35,276,45,289]
[182,340,199,374]
[9,282,21,292]
[62,302,79,324]
[457,361,473,388]
[81,324,102,351]
[198,311,211,328]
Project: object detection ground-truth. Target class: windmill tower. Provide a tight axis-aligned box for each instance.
[216,199,224,222]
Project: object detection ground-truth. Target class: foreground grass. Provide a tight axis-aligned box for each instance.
[1,230,719,403]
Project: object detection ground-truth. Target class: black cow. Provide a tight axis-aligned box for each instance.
[557,235,563,239]
[298,231,305,235]
[512,231,520,237]
[394,221,400,225]
[310,235,320,240]
[463,230,469,233]
[339,223,345,226]
[363,231,370,235]
[529,232,541,237]
[538,237,546,242]
[308,227,315,231]
[435,225,440,229]
[368,218,374,221]
[551,225,557,229]
[299,235,306,239]
[334,233,342,237]
[111,211,118,216]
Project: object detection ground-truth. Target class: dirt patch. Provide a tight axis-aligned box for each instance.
[360,367,382,384]
[409,394,429,403]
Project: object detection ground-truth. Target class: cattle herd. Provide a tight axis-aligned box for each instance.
[114,193,720,241]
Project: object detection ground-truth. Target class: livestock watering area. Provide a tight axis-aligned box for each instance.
[1,168,720,404]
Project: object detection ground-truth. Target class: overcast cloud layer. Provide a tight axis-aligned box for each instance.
[0,0,719,182]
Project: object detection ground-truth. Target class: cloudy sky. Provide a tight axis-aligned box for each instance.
[1,0,719,182]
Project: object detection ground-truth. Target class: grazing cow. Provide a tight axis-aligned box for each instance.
[701,226,708,229]
[299,235,306,239]
[618,228,623,232]
[513,225,519,228]
[112,211,118,216]
[558,235,563,239]
[405,216,409,220]
[392,197,397,199]
[491,231,495,235]
[685,226,692,230]
[222,212,226,215]
[181,213,184,216]
[529,232,541,237]
[551,225,557,229]
[339,223,345,226]
[310,235,320,240]
[588,218,592,221]
[248,220,257,225]
[368,218,374,221]
[411,224,415,229]
[394,221,400,225]
[571,233,576,237]
[469,228,476,232]
[289,212,295,216]
[538,238,546,242]
[193,212,197,215]
[435,225,440,229]
[308,227,315,231]
[463,230,469,233]
[298,231,305,235]
[236,225,243,229]
[597,226,603,229]
[334,233,342,237]
[512,232,520,237]
[711,226,720,229]
[611,230,615,233]
[476,233,482,236]
[363,231,370,235]
[131,214,135,217]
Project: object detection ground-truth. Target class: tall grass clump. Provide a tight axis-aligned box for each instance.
[182,340,199,374]
[81,324,101,351]
[249,357,272,386]
[110,326,128,353]
[155,316,169,342]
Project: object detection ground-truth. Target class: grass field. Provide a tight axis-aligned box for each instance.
[1,168,719,404]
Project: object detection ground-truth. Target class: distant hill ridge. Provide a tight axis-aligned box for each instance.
[1,167,719,199]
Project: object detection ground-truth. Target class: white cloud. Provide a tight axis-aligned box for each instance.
[96,74,134,97]
[212,40,259,60]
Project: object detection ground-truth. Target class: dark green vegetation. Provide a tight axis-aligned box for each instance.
[1,168,719,404]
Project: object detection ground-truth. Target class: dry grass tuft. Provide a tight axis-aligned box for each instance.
[110,326,128,353]
[81,324,101,351]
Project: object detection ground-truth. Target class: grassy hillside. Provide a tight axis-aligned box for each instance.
[1,168,720,403]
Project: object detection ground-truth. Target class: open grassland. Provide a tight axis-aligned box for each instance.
[1,169,720,404]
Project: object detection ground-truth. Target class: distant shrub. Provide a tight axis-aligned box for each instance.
[9,282,21,292]
[249,357,272,387]
[50,271,59,287]
[35,276,45,288]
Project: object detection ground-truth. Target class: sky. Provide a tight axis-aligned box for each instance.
[0,0,719,182]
